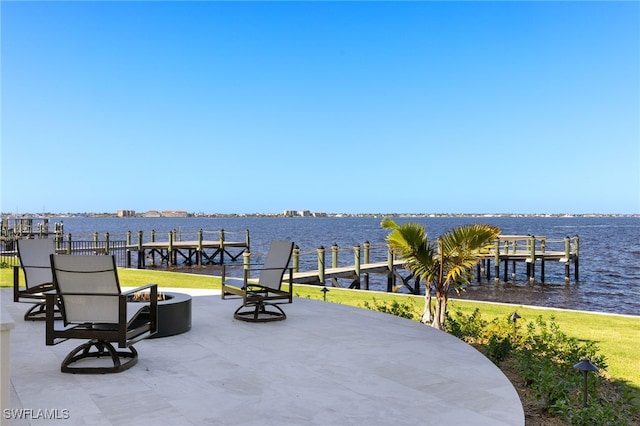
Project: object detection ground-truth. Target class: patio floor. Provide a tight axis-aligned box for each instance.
[2,287,524,425]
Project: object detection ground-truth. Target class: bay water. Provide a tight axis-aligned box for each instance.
[54,215,639,316]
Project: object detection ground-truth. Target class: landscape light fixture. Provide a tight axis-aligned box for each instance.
[509,312,521,337]
[573,358,599,407]
[321,286,329,302]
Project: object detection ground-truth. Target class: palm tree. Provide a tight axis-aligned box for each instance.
[381,218,500,330]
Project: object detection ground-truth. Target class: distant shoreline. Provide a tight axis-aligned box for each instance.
[3,212,639,219]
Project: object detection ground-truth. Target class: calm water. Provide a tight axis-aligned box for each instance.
[54,216,639,316]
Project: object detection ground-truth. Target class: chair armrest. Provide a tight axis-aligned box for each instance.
[120,283,158,313]
[121,283,159,296]
[13,265,21,301]
[243,266,287,272]
[222,277,246,286]
[45,290,60,345]
[221,277,247,299]
[118,284,158,341]
[242,267,293,290]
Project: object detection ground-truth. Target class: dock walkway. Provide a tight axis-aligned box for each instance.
[292,260,408,290]
[126,239,248,268]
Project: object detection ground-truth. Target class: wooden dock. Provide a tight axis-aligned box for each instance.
[291,260,410,291]
[2,223,579,293]
[286,235,579,294]
[127,239,249,268]
[285,244,420,293]
[1,217,63,242]
[122,229,250,268]
[479,235,579,283]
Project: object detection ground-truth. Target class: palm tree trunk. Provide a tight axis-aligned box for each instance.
[438,293,448,327]
[422,283,433,324]
[431,241,446,330]
[431,290,447,330]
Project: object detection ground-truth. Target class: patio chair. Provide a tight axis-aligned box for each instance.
[46,254,158,374]
[222,240,294,322]
[13,238,61,321]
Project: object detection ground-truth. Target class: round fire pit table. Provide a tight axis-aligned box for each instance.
[131,291,192,338]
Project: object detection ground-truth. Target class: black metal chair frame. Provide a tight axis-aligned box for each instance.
[46,254,158,374]
[222,241,294,322]
[13,238,61,321]
[223,267,294,322]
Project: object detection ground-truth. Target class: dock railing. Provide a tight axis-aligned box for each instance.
[0,233,128,268]
[1,229,250,270]
[235,242,413,293]
[124,228,250,268]
[485,235,579,283]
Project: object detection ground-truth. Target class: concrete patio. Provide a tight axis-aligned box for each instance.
[2,287,524,425]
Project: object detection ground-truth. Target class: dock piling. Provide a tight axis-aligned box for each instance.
[494,239,500,283]
[243,249,251,279]
[353,245,361,289]
[541,239,546,283]
[150,230,156,266]
[528,236,536,283]
[168,232,174,266]
[219,229,225,265]
[292,246,300,273]
[363,241,370,290]
[387,244,394,292]
[137,231,144,268]
[574,236,579,281]
[331,243,338,268]
[317,246,325,285]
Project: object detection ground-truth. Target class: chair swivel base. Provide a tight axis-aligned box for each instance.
[24,302,62,322]
[61,339,138,374]
[233,302,287,323]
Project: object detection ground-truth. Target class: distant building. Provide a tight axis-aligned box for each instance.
[283,210,297,217]
[312,212,327,217]
[298,210,311,217]
[161,210,188,218]
[117,210,135,217]
[143,210,161,218]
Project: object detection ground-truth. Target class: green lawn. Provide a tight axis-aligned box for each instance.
[4,266,639,392]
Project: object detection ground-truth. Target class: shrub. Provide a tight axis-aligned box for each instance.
[452,311,636,425]
[362,298,418,321]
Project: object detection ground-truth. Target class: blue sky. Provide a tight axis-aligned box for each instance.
[2,1,638,215]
